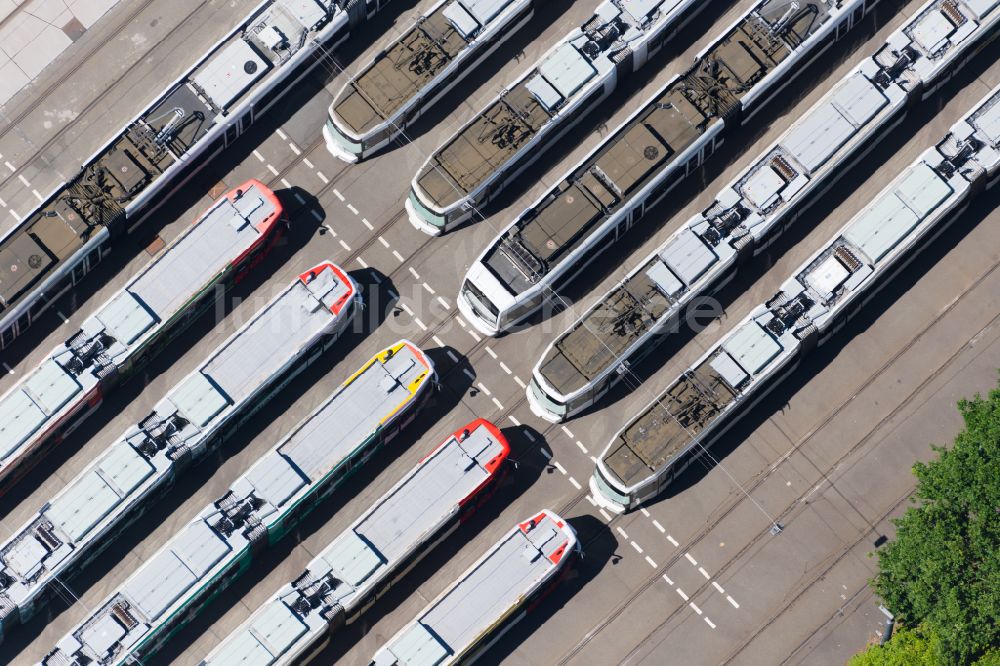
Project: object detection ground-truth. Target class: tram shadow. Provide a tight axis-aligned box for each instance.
[147,348,467,666]
[646,184,1000,504]
[311,425,547,663]
[476,514,615,666]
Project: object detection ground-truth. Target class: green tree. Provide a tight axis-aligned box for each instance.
[849,626,938,666]
[872,382,1000,663]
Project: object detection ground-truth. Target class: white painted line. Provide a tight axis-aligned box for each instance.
[422,282,435,295]
[630,541,643,554]
[414,317,428,331]
[575,441,587,454]
[513,375,526,389]
[9,209,20,220]
[338,239,351,251]
[267,164,279,175]
[676,588,689,601]
[281,178,292,189]
[689,603,702,615]
[356,256,369,268]
[508,415,521,426]
[640,507,650,517]
[333,189,345,201]
[561,425,574,439]
[491,397,503,410]
[684,553,698,566]
[289,143,301,155]
[447,350,460,363]
[294,193,306,204]
[467,328,481,342]
[499,362,512,375]
[484,346,497,359]
[568,476,582,490]
[455,316,467,328]
[276,128,288,140]
[362,218,373,230]
[0,196,6,206]
[476,383,492,396]
[704,617,716,629]
[377,235,390,248]
[585,495,596,506]
[323,223,337,236]
[553,461,567,475]
[645,555,657,568]
[462,368,476,381]
[726,596,740,609]
[712,582,725,594]
[6,161,17,172]
[698,567,710,580]
[347,204,359,215]
[32,189,43,202]
[400,302,415,316]
[599,508,612,522]
[667,535,679,547]
[253,149,265,162]
[616,526,628,540]
[317,171,329,184]
[590,456,598,463]
[652,520,666,533]
[392,250,405,262]
[17,174,30,187]
[662,574,673,585]
[437,296,451,310]
[303,157,314,168]
[408,267,420,279]
[432,335,445,347]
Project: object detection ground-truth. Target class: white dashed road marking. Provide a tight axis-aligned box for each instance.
[698,567,710,580]
[347,204,359,215]
[705,618,717,629]
[393,250,405,262]
[685,553,698,566]
[317,172,329,184]
[712,582,725,594]
[667,535,679,547]
[676,588,689,601]
[333,189,345,201]
[568,476,581,490]
[727,596,740,609]
[338,240,351,251]
[652,520,665,533]
[630,541,643,554]
[689,603,702,615]
[662,574,673,585]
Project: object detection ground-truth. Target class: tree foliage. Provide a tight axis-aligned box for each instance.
[851,626,1000,666]
[872,382,1000,663]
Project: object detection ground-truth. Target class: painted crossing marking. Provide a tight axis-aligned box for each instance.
[684,553,698,566]
[513,375,526,389]
[553,461,567,475]
[414,317,428,331]
[499,362,512,375]
[491,397,503,410]
[568,476,582,490]
[378,236,390,248]
[616,526,629,540]
[575,441,588,454]
[280,178,292,189]
[689,603,702,615]
[662,574,674,585]
[409,267,420,279]
[484,346,497,359]
[561,425,574,439]
[508,415,521,426]
[362,218,373,230]
[17,174,30,187]
[333,189,345,201]
[704,618,716,629]
[676,588,689,601]
[289,143,301,155]
[276,128,288,140]
[267,164,279,175]
[356,256,368,268]
[253,149,265,162]
[338,239,351,251]
[476,382,492,396]
[317,171,329,184]
[727,596,740,609]
[392,250,405,262]
[645,555,657,568]
[432,335,445,347]
[652,520,666,533]
[303,157,314,168]
[630,541,644,554]
[667,535,679,547]
[698,567,710,580]
[437,296,451,310]
[599,508,612,522]
[422,283,435,295]
[347,204,359,215]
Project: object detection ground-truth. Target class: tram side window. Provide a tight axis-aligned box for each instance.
[253,84,282,118]
[1,325,13,348]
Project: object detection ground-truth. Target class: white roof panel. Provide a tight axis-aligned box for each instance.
[443,3,479,38]
[781,101,854,172]
[124,548,197,621]
[244,453,306,508]
[893,162,952,217]
[645,261,684,297]
[660,228,717,286]
[81,613,126,660]
[171,519,230,578]
[805,254,850,296]
[172,372,230,428]
[46,469,123,542]
[909,9,954,53]
[741,164,786,209]
[97,443,155,499]
[388,623,449,666]
[973,99,1000,144]
[831,72,887,127]
[0,390,46,460]
[710,351,748,389]
[723,321,782,376]
[25,359,80,414]
[462,0,512,24]
[96,291,156,346]
[248,600,309,660]
[539,43,595,100]
[324,532,384,587]
[193,39,270,109]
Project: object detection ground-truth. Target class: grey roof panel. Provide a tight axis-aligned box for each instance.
[443,3,478,38]
[973,98,1000,143]
[124,548,197,621]
[709,351,748,389]
[388,623,449,666]
[171,519,230,578]
[245,453,307,508]
[324,532,384,587]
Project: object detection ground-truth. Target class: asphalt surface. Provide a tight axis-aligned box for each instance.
[1,1,999,664]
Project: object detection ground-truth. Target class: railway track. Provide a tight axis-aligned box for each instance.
[553,241,1000,665]
[0,0,219,192]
